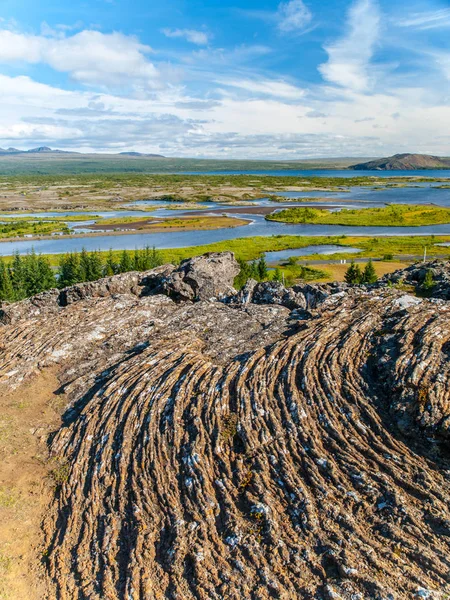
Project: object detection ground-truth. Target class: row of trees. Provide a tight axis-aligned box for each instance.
[0,251,56,301]
[58,246,163,288]
[344,259,378,285]
[0,246,164,302]
[235,257,270,288]
[0,250,384,304]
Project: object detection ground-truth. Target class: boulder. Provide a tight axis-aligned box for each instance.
[160,252,240,302]
[235,280,307,310]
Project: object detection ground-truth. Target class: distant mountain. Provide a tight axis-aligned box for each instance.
[27,146,55,153]
[0,147,165,158]
[119,151,165,158]
[0,146,74,155]
[0,147,20,154]
[350,153,450,170]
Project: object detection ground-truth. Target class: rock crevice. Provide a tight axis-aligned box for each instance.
[1,254,450,599]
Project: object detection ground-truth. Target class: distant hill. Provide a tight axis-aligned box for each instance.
[350,153,450,170]
[0,147,21,154]
[0,146,72,155]
[119,151,165,158]
[0,147,165,157]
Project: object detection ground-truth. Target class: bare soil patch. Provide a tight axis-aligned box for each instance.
[0,370,61,600]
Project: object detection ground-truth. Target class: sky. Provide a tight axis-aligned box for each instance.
[0,0,449,158]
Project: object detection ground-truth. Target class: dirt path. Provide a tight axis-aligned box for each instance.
[0,370,61,600]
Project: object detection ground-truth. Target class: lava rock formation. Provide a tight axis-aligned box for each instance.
[1,253,450,599]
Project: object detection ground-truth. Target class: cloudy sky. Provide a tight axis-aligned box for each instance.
[0,0,449,158]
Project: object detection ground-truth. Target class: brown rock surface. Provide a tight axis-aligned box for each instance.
[1,255,450,599]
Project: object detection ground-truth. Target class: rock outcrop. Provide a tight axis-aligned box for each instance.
[1,255,450,599]
[159,251,240,301]
[382,259,450,299]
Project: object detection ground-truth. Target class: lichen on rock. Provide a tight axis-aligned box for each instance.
[1,253,450,599]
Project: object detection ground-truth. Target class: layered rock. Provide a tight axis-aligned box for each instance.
[1,255,450,599]
[157,251,240,301]
[382,259,450,299]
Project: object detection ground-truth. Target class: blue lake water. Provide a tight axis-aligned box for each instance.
[2,218,450,256]
[264,246,362,262]
[1,172,449,256]
[178,169,450,178]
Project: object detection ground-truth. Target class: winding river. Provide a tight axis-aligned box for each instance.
[0,171,449,256]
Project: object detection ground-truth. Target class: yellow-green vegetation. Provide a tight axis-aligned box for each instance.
[278,263,330,284]
[93,215,249,231]
[16,234,450,268]
[0,173,445,213]
[267,204,450,226]
[0,234,442,274]
[152,234,450,264]
[0,219,70,239]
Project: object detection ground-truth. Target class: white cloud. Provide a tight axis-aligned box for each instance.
[162,28,210,45]
[216,78,305,99]
[0,29,160,88]
[397,8,450,30]
[276,0,312,33]
[319,0,380,92]
[0,9,450,159]
[3,68,450,159]
[432,51,450,80]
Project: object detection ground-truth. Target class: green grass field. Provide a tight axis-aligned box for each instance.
[0,155,366,176]
[267,204,450,226]
[11,234,446,267]
[0,220,70,239]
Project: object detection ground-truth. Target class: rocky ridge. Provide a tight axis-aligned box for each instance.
[1,253,450,599]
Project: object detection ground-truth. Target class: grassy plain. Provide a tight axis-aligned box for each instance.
[0,173,444,213]
[316,261,409,282]
[85,215,249,232]
[13,234,447,268]
[0,154,370,176]
[267,204,450,226]
[0,215,248,241]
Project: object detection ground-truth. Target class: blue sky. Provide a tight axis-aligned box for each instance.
[0,0,449,158]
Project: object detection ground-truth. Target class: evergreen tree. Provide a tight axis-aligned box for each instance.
[148,246,163,269]
[58,253,82,288]
[87,251,104,281]
[119,249,133,273]
[249,260,259,281]
[36,256,57,292]
[79,249,90,281]
[273,267,283,282]
[362,259,377,284]
[257,256,268,281]
[234,257,252,289]
[133,249,142,271]
[0,258,14,302]
[422,269,434,291]
[22,250,40,296]
[104,249,117,277]
[344,261,362,284]
[21,252,56,296]
[10,252,26,300]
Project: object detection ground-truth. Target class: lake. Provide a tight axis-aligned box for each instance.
[179,169,450,178]
[264,246,362,263]
[0,171,449,256]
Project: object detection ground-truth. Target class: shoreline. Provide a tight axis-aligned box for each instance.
[0,217,251,244]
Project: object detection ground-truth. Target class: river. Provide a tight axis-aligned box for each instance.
[0,171,449,256]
